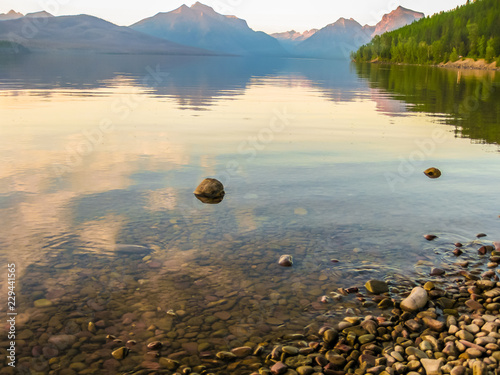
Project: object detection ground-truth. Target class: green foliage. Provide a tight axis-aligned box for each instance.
[354,63,500,145]
[354,0,500,65]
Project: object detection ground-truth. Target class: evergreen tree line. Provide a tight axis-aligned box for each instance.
[352,0,500,65]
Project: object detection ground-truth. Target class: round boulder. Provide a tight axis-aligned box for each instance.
[194,178,225,198]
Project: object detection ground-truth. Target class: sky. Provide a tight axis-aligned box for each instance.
[1,0,467,33]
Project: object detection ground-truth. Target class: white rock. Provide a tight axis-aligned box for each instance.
[400,287,428,312]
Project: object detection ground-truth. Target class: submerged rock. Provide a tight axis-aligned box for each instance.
[424,167,441,179]
[111,347,129,360]
[194,178,225,198]
[278,254,293,267]
[424,234,437,241]
[400,287,428,312]
[365,280,389,294]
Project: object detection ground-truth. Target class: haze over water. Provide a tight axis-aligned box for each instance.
[1,54,499,373]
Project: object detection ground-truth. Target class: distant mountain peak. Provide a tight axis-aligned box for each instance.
[25,11,54,18]
[373,6,424,36]
[0,9,23,20]
[191,2,216,13]
[130,2,287,56]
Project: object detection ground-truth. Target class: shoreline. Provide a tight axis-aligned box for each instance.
[216,237,500,375]
[359,58,500,72]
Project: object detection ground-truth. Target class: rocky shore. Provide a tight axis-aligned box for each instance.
[1,234,499,375]
[157,240,500,375]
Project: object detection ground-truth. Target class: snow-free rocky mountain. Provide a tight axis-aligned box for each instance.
[0,10,23,21]
[130,2,287,56]
[270,29,318,52]
[281,6,424,59]
[0,13,213,55]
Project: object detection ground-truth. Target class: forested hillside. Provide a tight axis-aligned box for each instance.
[353,0,500,65]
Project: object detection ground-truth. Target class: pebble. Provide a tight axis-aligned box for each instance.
[278,254,293,267]
[111,347,129,360]
[365,280,389,294]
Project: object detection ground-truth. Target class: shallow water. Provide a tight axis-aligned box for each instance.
[1,54,499,373]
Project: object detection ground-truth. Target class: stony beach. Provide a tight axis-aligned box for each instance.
[0,231,498,375]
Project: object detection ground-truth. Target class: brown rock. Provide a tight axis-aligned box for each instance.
[271,361,288,375]
[278,254,293,267]
[193,178,225,198]
[424,167,441,179]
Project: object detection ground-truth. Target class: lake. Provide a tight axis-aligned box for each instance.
[1,54,499,373]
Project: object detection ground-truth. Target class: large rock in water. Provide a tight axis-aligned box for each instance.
[400,287,428,312]
[194,178,225,198]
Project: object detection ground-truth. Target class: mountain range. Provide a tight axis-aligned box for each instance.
[130,2,286,56]
[286,7,424,59]
[0,13,213,55]
[0,4,424,58]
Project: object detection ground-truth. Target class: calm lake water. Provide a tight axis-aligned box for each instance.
[0,54,499,373]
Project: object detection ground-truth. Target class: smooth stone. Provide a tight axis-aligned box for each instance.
[450,366,466,375]
[466,348,483,358]
[282,346,299,355]
[231,346,253,357]
[456,330,474,342]
[214,311,231,320]
[111,347,129,360]
[296,366,314,375]
[323,329,339,344]
[465,300,484,311]
[216,351,237,360]
[390,351,404,362]
[358,334,375,345]
[472,360,487,375]
[34,299,53,308]
[193,178,225,198]
[271,361,288,375]
[279,255,293,267]
[424,167,441,179]
[424,281,435,291]
[430,268,445,276]
[365,280,389,294]
[420,358,443,375]
[405,347,428,359]
[422,317,444,331]
[159,358,179,370]
[48,335,76,350]
[400,287,428,312]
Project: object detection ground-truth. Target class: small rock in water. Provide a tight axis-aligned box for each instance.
[400,287,428,312]
[453,248,463,256]
[494,241,500,251]
[476,233,487,238]
[34,299,53,308]
[454,242,463,247]
[111,347,129,360]
[423,167,441,179]
[194,178,225,198]
[270,361,288,375]
[147,341,162,350]
[478,245,493,255]
[87,322,96,333]
[430,268,445,276]
[278,254,293,267]
[365,280,389,294]
[320,295,330,303]
[424,234,437,241]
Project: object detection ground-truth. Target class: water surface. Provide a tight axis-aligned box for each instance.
[1,54,499,373]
